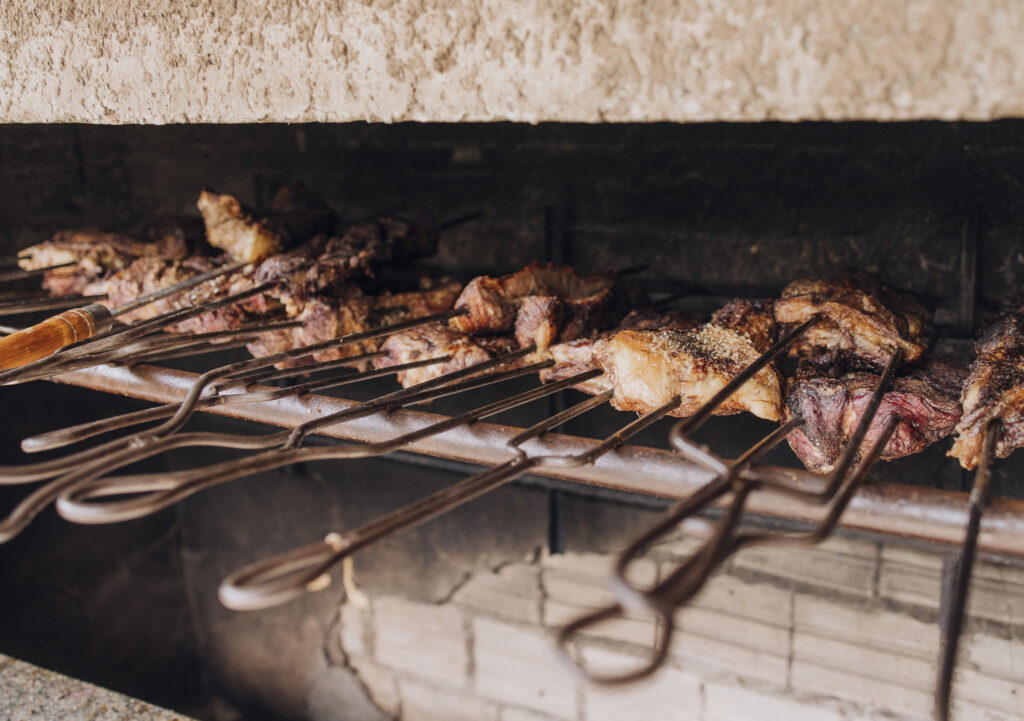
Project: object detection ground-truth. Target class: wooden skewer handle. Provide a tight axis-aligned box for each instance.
[0,303,112,370]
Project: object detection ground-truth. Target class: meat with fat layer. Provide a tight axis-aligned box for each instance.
[373,326,519,388]
[198,184,335,263]
[83,256,221,323]
[449,262,646,352]
[785,359,966,473]
[538,309,700,396]
[774,271,930,371]
[949,310,1024,469]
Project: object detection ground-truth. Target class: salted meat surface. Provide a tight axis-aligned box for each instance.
[785,359,966,473]
[774,271,930,371]
[950,308,1024,469]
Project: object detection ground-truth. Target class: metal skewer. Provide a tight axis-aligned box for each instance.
[933,419,999,721]
[0,261,77,283]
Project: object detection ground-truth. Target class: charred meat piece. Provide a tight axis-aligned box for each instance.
[949,311,1024,469]
[17,228,191,296]
[83,256,221,323]
[248,279,464,368]
[198,184,335,263]
[710,298,776,353]
[449,262,647,352]
[774,272,930,371]
[373,326,519,387]
[256,216,439,314]
[785,359,966,473]
[539,309,701,396]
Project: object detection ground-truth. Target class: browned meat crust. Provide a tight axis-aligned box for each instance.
[198,184,335,263]
[449,262,647,352]
[785,358,966,473]
[17,226,192,296]
[710,298,776,353]
[256,217,439,315]
[774,271,930,371]
[84,256,221,323]
[538,309,701,396]
[594,323,784,421]
[950,311,1024,469]
[372,326,514,387]
[248,279,464,368]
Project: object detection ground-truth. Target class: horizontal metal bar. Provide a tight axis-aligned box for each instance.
[47,362,1024,558]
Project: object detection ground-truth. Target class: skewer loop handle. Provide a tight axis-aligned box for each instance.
[0,303,112,370]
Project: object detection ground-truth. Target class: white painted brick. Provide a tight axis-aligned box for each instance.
[400,678,499,721]
[965,577,1024,626]
[339,602,371,659]
[373,596,468,685]
[731,544,876,597]
[453,563,542,624]
[880,544,944,571]
[542,552,658,646]
[579,646,702,721]
[791,659,932,719]
[669,629,789,687]
[473,617,577,719]
[794,595,939,659]
[793,632,935,690]
[952,668,1024,717]
[689,573,793,628]
[648,531,705,561]
[816,534,879,560]
[974,558,1024,587]
[349,657,400,717]
[704,681,845,721]
[952,701,1024,721]
[677,606,790,656]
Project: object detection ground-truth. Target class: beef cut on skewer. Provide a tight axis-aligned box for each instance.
[949,307,1024,470]
[774,271,930,372]
[449,262,647,352]
[785,358,966,473]
[197,184,336,263]
[594,299,783,421]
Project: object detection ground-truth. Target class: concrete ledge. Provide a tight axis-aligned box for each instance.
[2,1,1023,124]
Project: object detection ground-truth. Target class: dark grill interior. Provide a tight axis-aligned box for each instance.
[2,121,1024,719]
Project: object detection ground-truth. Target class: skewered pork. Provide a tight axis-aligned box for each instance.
[594,299,783,421]
[197,184,335,263]
[449,262,646,352]
[373,325,518,387]
[785,359,966,473]
[774,272,930,371]
[949,309,1024,469]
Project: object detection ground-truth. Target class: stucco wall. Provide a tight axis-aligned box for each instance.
[2,0,1023,124]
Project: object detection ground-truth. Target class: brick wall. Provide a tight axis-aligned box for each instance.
[333,532,1024,721]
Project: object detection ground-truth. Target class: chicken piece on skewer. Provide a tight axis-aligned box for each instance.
[198,183,336,263]
[949,307,1024,469]
[449,262,647,352]
[248,278,465,368]
[594,299,783,421]
[785,358,966,473]
[16,218,200,296]
[774,271,930,372]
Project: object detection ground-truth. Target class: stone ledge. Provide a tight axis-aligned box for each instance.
[2,1,1023,124]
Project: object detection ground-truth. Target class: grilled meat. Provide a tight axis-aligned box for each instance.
[449,262,646,352]
[248,278,463,368]
[538,309,700,396]
[17,226,193,296]
[774,272,930,371]
[198,184,335,263]
[785,359,966,473]
[373,326,519,387]
[949,310,1024,469]
[83,256,221,324]
[256,216,439,315]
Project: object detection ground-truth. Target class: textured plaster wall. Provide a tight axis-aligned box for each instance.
[2,0,1023,123]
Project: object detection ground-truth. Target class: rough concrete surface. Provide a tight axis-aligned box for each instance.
[1,0,1023,123]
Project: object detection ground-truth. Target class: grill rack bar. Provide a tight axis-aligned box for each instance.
[43,360,1024,557]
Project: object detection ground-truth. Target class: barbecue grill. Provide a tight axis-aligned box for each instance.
[3,6,1024,721]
